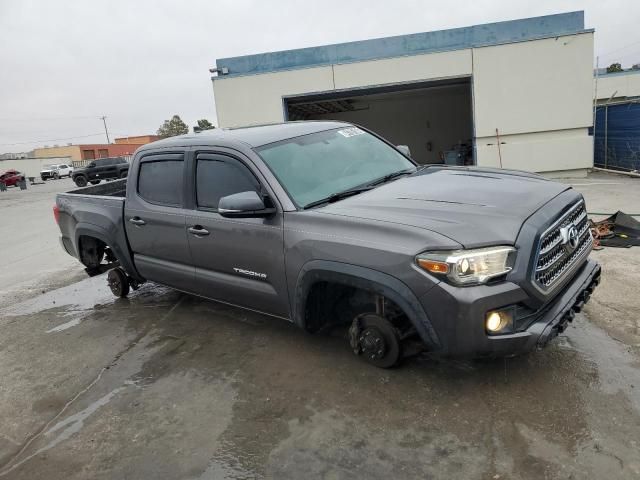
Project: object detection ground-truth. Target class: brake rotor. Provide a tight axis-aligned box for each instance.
[350,313,401,368]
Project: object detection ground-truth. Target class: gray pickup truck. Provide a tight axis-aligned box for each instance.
[55,121,600,367]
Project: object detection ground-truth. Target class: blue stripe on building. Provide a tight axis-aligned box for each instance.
[216,11,589,77]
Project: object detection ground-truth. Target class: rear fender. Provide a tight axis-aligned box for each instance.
[74,223,141,281]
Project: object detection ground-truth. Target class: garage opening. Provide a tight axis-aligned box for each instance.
[285,78,474,165]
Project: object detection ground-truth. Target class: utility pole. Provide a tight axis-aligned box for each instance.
[592,56,599,163]
[100,116,111,143]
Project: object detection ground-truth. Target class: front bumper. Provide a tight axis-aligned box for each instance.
[41,171,56,179]
[419,259,601,358]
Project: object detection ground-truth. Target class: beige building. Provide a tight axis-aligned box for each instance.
[212,11,594,175]
[114,135,161,144]
[33,136,159,161]
[596,69,640,104]
[33,145,79,160]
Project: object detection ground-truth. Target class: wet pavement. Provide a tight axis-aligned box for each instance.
[0,177,84,305]
[1,172,640,479]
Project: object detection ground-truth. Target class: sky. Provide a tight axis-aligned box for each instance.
[0,0,639,153]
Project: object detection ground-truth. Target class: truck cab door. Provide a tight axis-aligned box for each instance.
[185,151,289,318]
[124,152,196,292]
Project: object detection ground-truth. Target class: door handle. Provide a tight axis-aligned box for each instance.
[129,217,146,226]
[188,226,210,236]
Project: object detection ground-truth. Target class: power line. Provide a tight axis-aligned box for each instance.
[0,133,106,147]
[0,115,107,122]
[598,40,640,59]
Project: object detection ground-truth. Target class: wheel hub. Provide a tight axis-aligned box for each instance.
[359,327,387,360]
[108,277,120,293]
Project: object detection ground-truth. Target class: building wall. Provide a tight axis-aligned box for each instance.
[595,70,640,102]
[77,143,143,160]
[212,50,471,129]
[473,33,594,171]
[33,145,81,160]
[34,143,144,161]
[114,135,160,144]
[212,28,594,173]
[213,66,335,127]
[332,49,472,90]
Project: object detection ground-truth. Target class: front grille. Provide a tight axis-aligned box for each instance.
[534,201,591,290]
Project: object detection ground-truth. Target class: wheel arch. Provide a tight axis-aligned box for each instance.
[293,260,440,350]
[74,223,142,281]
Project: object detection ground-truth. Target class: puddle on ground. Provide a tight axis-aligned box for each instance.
[2,275,175,318]
[1,274,177,335]
[565,315,640,413]
[45,318,82,333]
[0,385,129,477]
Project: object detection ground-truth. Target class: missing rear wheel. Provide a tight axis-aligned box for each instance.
[107,268,130,298]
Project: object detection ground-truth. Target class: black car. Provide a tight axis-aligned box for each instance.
[72,157,129,187]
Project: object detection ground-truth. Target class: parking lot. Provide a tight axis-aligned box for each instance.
[1,172,640,479]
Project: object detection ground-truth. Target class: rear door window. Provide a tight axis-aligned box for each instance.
[196,154,260,211]
[137,154,184,206]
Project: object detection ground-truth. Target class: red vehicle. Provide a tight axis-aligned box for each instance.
[0,169,25,187]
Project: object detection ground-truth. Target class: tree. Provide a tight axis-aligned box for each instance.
[157,115,189,138]
[196,119,215,131]
[606,63,623,74]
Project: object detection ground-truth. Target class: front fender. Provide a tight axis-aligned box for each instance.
[294,260,440,350]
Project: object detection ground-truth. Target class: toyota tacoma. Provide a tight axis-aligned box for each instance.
[54,122,600,367]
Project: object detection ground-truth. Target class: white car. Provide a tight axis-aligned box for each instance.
[40,163,74,180]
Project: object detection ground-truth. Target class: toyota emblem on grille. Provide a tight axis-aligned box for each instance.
[560,225,580,252]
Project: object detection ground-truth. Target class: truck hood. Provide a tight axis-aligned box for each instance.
[318,167,570,248]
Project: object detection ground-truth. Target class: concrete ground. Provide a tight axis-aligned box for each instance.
[0,178,85,305]
[1,171,639,479]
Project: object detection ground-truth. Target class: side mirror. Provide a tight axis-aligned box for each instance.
[397,145,411,158]
[218,191,275,218]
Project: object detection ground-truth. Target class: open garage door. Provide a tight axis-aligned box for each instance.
[284,78,474,166]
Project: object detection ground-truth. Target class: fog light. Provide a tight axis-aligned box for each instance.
[485,310,512,334]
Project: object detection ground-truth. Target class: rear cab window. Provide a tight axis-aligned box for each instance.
[137,154,185,207]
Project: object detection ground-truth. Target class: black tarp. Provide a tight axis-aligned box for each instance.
[591,211,640,247]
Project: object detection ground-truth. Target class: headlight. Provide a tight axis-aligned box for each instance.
[416,246,516,286]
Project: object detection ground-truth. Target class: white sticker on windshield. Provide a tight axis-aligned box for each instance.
[337,127,364,138]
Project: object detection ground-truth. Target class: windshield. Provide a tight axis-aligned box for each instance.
[256,127,415,208]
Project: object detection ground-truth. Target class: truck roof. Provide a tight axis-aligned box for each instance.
[138,121,349,151]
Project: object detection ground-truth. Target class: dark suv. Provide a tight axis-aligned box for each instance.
[72,157,129,187]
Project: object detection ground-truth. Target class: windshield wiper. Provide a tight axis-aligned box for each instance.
[367,168,416,187]
[303,185,374,209]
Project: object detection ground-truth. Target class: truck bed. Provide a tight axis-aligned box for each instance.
[65,178,127,197]
[56,178,134,276]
